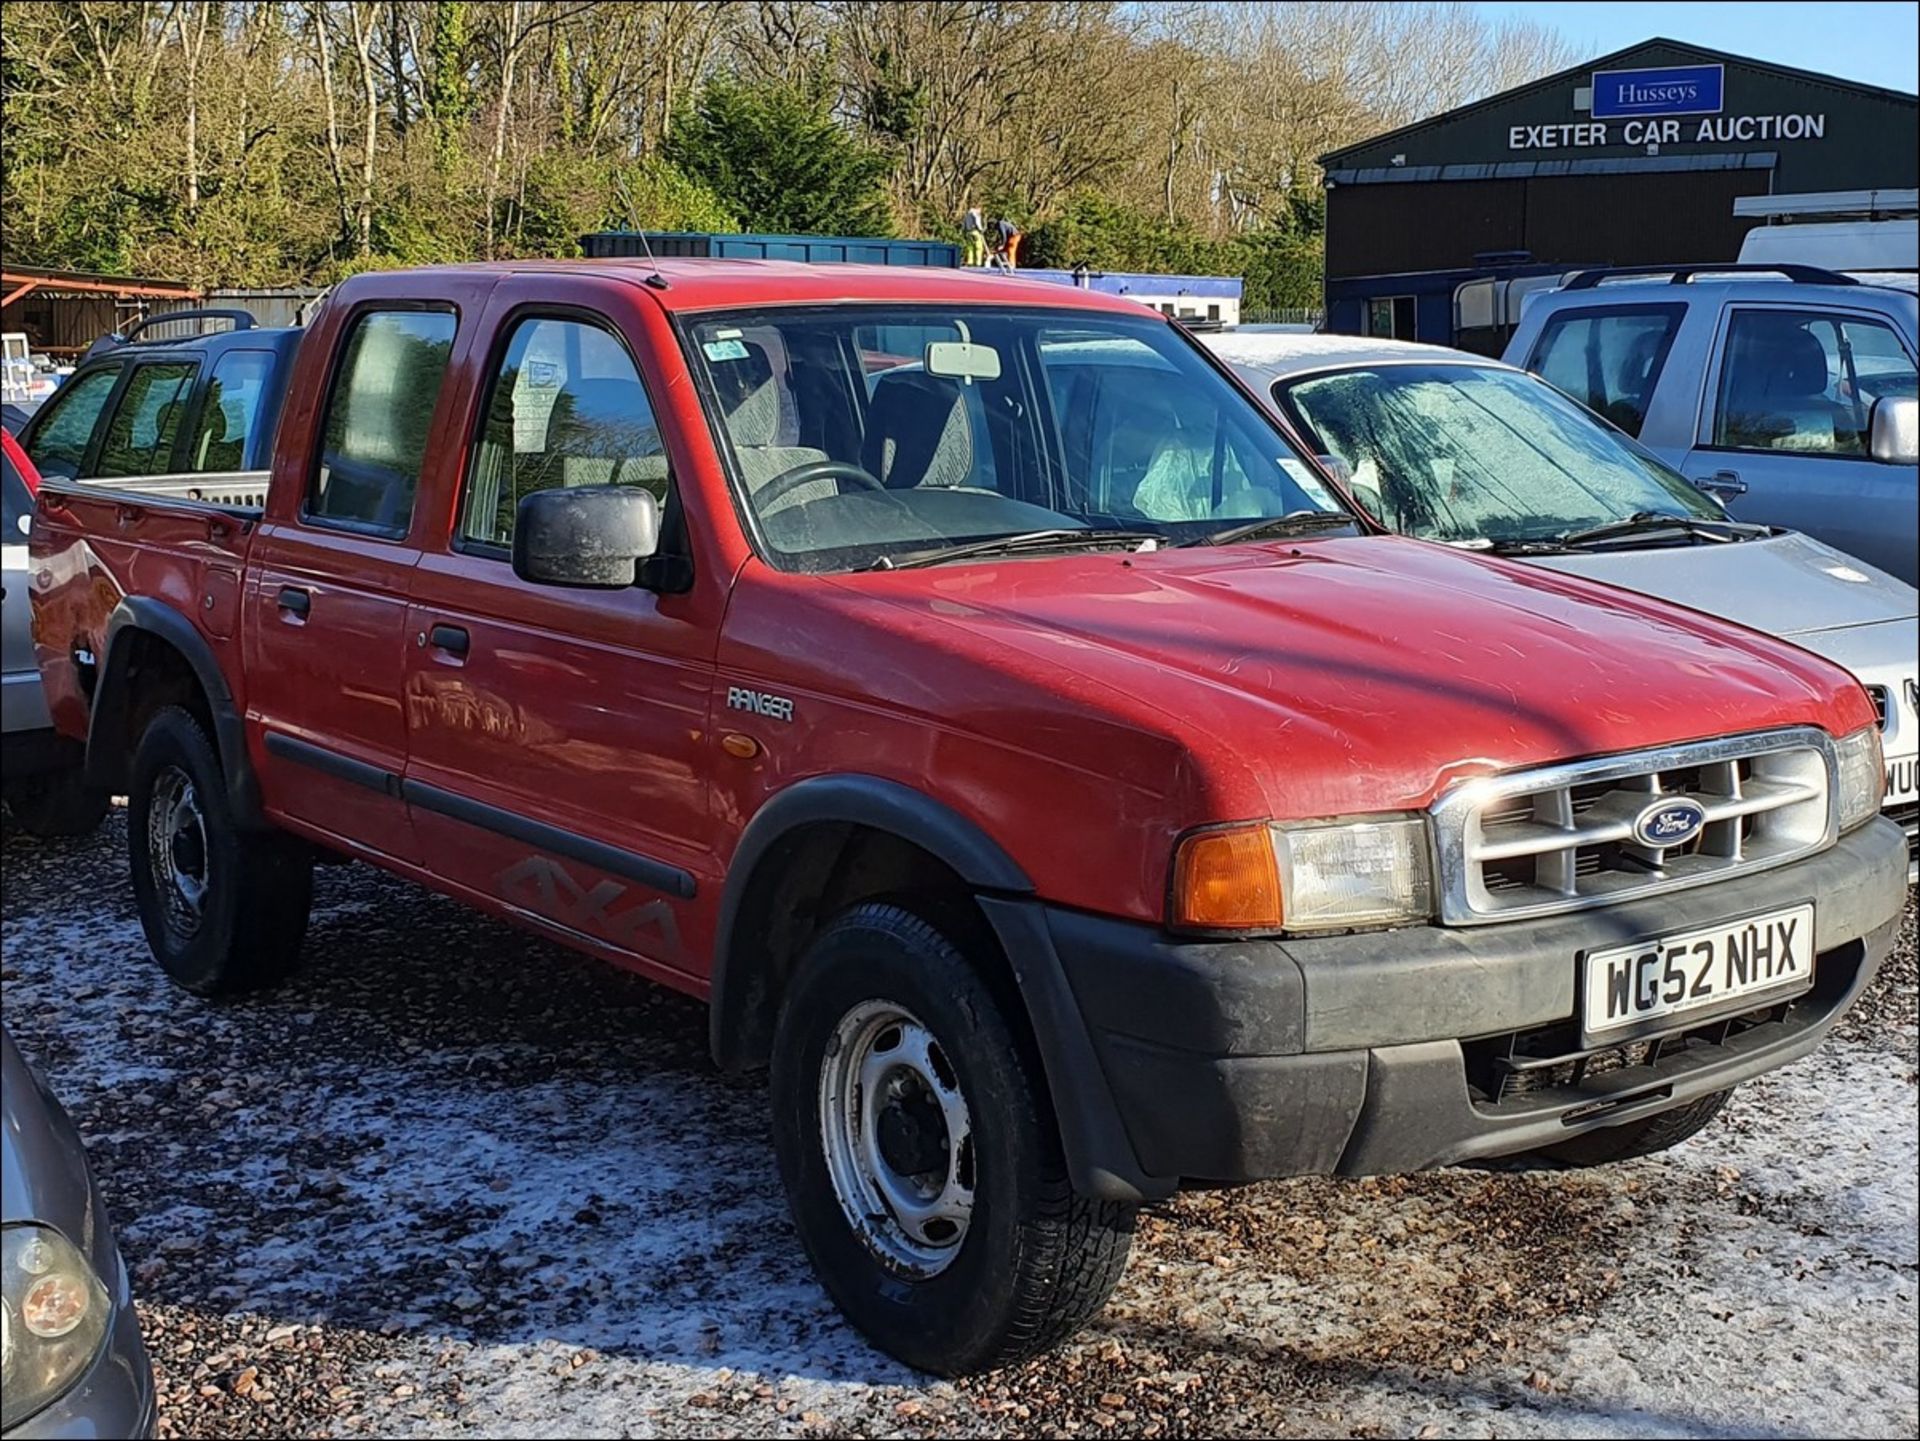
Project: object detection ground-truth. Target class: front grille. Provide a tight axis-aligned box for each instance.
[1866,685,1890,730]
[1463,1001,1790,1107]
[1889,798,1919,864]
[1430,729,1836,924]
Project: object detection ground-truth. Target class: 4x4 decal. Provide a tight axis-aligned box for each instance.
[496,854,683,958]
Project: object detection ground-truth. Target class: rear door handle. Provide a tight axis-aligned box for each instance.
[276,586,311,618]
[1694,470,1748,498]
[428,624,470,657]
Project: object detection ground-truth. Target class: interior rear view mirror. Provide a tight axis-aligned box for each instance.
[925,340,1001,382]
[513,486,660,589]
[1869,394,1918,466]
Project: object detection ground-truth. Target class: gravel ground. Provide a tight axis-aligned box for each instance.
[2,810,1914,1440]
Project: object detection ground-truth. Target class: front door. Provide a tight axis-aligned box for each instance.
[1683,302,1919,582]
[245,306,460,863]
[401,300,716,979]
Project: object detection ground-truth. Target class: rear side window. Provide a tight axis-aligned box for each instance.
[1527,304,1685,437]
[96,362,199,477]
[191,349,276,472]
[24,366,120,480]
[1712,309,1917,457]
[458,316,665,549]
[309,309,456,533]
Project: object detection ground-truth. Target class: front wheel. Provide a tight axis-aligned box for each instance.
[127,706,313,995]
[770,903,1136,1375]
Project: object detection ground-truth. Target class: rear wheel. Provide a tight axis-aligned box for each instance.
[3,770,110,838]
[770,902,1136,1375]
[127,706,312,995]
[1534,1088,1735,1167]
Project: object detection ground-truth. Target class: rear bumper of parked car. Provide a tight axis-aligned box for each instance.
[1006,817,1907,1201]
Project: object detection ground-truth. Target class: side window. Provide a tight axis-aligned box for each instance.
[458,315,664,549]
[24,366,121,480]
[96,362,199,477]
[1527,304,1685,437]
[1713,309,1917,457]
[191,350,276,472]
[309,309,456,533]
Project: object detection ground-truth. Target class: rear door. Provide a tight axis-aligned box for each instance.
[245,305,460,863]
[1681,302,1918,580]
[401,283,717,980]
[92,359,200,478]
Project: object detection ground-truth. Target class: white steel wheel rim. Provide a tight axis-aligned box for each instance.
[818,999,976,1278]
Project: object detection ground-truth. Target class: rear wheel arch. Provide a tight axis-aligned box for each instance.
[87,599,263,826]
[710,775,1033,1074]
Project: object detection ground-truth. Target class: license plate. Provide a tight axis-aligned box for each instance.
[1581,903,1814,1040]
[1888,753,1918,804]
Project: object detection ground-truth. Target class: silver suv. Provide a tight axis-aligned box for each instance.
[1503,265,1919,584]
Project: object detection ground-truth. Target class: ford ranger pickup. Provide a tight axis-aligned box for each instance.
[27,260,1909,1375]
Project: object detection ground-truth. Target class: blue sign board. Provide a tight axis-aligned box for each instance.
[1590,64,1724,120]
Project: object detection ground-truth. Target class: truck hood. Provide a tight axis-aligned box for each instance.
[1524,530,1916,641]
[837,535,1871,818]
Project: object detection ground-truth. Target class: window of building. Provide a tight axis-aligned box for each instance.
[458,315,665,549]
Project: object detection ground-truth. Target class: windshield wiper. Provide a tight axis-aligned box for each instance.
[866,528,1161,571]
[1183,510,1359,547]
[1556,512,1769,549]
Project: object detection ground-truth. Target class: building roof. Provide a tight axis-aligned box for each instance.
[1320,37,1918,168]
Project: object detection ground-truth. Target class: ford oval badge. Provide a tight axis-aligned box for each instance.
[1632,797,1708,849]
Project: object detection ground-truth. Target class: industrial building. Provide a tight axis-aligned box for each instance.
[1318,38,1919,351]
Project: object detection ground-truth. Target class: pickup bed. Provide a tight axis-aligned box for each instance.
[28,259,1909,1373]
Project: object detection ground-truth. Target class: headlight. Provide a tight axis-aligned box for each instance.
[1171,815,1434,933]
[1,1224,112,1432]
[1835,724,1885,832]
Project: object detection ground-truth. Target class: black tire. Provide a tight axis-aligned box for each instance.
[1534,1087,1735,1167]
[4,770,110,838]
[770,902,1136,1375]
[127,705,312,995]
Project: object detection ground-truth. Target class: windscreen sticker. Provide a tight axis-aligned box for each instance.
[704,338,750,362]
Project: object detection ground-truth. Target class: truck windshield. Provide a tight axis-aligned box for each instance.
[685,307,1344,571]
[1274,362,1721,546]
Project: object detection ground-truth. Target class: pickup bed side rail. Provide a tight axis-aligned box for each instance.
[63,471,271,511]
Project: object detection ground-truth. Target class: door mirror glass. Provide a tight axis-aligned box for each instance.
[1869,394,1919,466]
[512,485,660,588]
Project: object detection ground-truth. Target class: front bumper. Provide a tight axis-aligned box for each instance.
[1016,816,1908,1199]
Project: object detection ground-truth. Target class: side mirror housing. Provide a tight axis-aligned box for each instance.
[1869,394,1918,466]
[512,486,661,589]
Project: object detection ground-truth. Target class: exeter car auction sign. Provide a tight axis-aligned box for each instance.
[1509,62,1828,151]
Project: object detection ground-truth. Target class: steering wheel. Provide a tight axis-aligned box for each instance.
[755,458,885,509]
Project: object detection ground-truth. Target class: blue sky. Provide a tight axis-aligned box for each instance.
[1473,1,1919,94]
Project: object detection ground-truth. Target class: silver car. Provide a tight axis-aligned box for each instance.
[1206,331,1919,875]
[1,1027,156,1438]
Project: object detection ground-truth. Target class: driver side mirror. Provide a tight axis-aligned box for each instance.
[512,486,660,589]
[1869,395,1918,466]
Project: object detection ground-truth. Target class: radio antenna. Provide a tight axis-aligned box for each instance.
[613,175,670,290]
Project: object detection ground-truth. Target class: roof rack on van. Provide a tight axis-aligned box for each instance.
[1561,264,1858,290]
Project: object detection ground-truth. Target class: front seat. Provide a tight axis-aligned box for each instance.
[1735,321,1844,452]
[715,341,829,512]
[862,370,975,490]
[545,375,667,491]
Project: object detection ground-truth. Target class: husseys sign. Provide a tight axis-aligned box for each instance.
[1509,63,1828,151]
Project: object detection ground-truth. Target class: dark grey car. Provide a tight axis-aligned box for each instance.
[1,1027,156,1439]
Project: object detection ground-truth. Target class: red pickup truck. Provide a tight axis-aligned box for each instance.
[28,260,1908,1373]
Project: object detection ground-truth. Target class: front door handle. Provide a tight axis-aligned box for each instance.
[276,586,311,618]
[428,623,470,658]
[1694,469,1748,499]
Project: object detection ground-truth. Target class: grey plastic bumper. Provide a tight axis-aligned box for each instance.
[1025,817,1907,1198]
